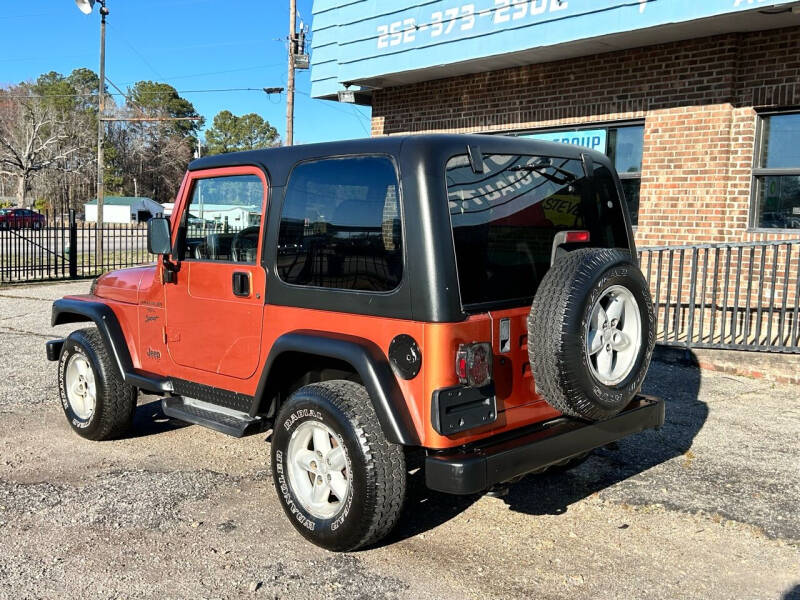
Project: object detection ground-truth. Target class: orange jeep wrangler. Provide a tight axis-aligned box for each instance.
[47,134,662,551]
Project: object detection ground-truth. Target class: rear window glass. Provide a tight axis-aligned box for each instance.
[446,154,627,308]
[277,156,402,292]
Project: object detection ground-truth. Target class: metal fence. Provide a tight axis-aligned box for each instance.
[0,208,154,283]
[0,206,254,284]
[639,240,800,353]
[3,206,800,355]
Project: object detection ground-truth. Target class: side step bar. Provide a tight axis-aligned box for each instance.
[425,395,665,495]
[161,396,264,438]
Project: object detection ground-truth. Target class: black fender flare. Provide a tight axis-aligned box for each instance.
[254,330,420,446]
[51,298,172,394]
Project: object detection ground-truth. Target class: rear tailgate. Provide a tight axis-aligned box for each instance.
[488,306,559,415]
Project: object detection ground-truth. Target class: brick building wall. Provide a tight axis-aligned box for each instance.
[371,26,800,249]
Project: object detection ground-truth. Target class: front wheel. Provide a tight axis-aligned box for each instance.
[271,381,406,551]
[58,328,137,440]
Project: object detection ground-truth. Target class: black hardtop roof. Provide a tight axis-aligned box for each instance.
[188,134,608,186]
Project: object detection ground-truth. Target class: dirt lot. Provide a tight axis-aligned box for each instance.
[0,281,798,600]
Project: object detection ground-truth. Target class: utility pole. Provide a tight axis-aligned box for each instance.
[286,0,297,146]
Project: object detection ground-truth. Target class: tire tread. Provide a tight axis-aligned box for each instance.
[61,327,137,441]
[277,380,406,551]
[528,248,654,420]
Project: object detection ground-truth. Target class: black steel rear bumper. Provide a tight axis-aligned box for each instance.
[425,395,665,495]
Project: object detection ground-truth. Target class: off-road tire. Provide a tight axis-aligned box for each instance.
[58,327,137,440]
[527,248,655,421]
[271,381,406,551]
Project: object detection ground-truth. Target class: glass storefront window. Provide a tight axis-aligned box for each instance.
[514,124,644,226]
[753,113,800,230]
[619,178,641,226]
[759,113,800,169]
[608,125,644,226]
[608,126,644,174]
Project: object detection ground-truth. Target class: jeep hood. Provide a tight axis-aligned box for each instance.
[93,265,156,304]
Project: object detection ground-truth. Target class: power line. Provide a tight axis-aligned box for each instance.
[103,76,129,99]
[0,87,271,99]
[295,89,372,134]
[0,12,49,20]
[105,22,164,80]
[129,63,286,84]
[147,87,268,94]
[0,53,94,65]
[2,86,374,134]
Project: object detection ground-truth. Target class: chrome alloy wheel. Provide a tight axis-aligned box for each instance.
[286,420,350,519]
[586,285,642,386]
[65,353,97,420]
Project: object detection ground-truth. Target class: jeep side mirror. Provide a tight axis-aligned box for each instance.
[147,217,172,255]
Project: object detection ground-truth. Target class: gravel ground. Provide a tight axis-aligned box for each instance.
[0,280,798,600]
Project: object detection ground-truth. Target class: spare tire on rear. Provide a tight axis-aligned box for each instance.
[527,248,655,421]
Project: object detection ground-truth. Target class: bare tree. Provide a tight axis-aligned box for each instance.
[0,86,89,207]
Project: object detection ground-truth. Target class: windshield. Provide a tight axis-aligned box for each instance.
[446,153,628,309]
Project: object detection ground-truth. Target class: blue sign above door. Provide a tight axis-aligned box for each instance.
[311,0,799,99]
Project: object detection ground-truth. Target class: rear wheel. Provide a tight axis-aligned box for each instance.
[58,328,137,440]
[271,381,406,551]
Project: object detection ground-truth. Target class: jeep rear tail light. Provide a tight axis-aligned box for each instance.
[564,230,590,244]
[455,343,493,388]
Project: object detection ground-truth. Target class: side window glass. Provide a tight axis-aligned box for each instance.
[177,174,264,263]
[277,156,403,292]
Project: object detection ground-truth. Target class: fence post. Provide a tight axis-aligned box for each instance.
[68,209,77,279]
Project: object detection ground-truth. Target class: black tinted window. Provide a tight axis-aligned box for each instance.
[277,157,402,292]
[447,154,627,308]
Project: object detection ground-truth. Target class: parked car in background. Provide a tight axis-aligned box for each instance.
[0,208,46,229]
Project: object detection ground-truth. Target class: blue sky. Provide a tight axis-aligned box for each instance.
[0,0,372,144]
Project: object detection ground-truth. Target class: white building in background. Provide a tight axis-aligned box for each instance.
[84,197,164,224]
[160,202,260,228]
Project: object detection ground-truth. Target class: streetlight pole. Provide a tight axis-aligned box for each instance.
[76,0,109,259]
[96,1,108,260]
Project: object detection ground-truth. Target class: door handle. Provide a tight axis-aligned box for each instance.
[232,271,250,297]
